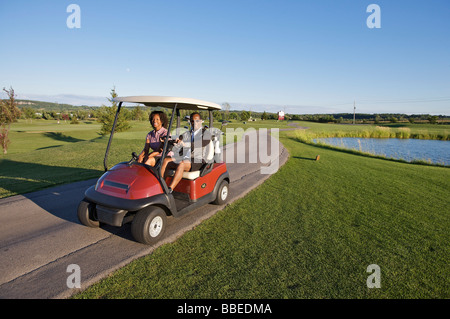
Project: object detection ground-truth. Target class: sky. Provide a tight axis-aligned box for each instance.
[0,0,449,115]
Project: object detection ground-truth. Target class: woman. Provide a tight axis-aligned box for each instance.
[138,110,168,166]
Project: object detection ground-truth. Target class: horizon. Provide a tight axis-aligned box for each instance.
[1,1,449,115]
[11,96,449,117]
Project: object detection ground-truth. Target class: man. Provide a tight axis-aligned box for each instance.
[160,112,211,193]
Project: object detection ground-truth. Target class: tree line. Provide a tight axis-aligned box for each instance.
[288,113,449,124]
[3,85,448,154]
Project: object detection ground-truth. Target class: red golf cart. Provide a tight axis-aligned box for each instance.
[77,96,230,245]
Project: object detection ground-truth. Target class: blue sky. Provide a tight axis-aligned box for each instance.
[1,0,449,114]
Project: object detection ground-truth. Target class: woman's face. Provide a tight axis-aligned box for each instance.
[151,114,162,130]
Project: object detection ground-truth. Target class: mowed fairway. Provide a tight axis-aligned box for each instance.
[0,119,293,198]
[1,119,448,298]
[1,120,149,198]
[74,131,449,299]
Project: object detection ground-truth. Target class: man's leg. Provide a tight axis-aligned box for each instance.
[169,160,191,190]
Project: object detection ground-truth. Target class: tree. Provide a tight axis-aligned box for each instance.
[229,112,238,120]
[240,110,250,121]
[222,102,231,121]
[97,87,131,135]
[131,105,145,121]
[428,115,438,124]
[22,106,35,121]
[0,87,21,154]
[261,111,268,120]
[374,115,381,124]
[213,110,222,121]
[61,113,70,122]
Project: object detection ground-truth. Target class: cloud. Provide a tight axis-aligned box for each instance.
[15,93,109,106]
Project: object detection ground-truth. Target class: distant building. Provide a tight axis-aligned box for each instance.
[277,111,285,120]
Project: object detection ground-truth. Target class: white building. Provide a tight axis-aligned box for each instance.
[277,110,285,120]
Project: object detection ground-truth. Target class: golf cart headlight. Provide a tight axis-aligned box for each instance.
[95,174,107,190]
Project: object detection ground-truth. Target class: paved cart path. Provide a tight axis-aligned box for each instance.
[0,129,293,298]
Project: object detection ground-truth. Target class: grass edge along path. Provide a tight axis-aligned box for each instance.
[73,131,450,299]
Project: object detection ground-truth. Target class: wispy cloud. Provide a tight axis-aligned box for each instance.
[14,93,108,106]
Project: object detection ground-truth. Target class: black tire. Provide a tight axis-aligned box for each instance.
[213,180,229,205]
[77,200,100,228]
[131,206,167,245]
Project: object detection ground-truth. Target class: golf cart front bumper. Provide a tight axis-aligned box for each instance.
[84,186,175,226]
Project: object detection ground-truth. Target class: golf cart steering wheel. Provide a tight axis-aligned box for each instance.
[160,136,177,155]
[127,152,138,165]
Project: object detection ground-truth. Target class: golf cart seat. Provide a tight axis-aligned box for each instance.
[168,138,216,180]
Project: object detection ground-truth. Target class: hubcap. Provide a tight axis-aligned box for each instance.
[149,216,163,237]
[221,185,228,200]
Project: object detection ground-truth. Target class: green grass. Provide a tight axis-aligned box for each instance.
[0,119,293,198]
[2,119,449,298]
[295,121,449,140]
[73,130,450,299]
[0,119,147,198]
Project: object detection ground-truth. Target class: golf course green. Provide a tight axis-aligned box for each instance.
[1,119,448,298]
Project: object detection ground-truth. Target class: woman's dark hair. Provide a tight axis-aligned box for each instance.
[149,111,168,128]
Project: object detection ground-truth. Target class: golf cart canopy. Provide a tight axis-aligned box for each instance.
[113,96,221,110]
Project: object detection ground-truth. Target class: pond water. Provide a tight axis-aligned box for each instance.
[315,137,450,165]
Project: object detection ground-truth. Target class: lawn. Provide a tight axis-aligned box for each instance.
[73,130,449,299]
[297,121,449,140]
[0,119,295,198]
[2,119,449,298]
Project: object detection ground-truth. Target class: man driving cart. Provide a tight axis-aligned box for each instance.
[161,112,212,193]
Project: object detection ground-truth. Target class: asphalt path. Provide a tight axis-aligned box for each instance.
[0,129,292,299]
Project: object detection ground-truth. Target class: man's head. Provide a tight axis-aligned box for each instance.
[189,112,203,131]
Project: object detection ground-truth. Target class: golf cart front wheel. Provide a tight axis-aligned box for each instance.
[213,180,229,205]
[131,206,167,245]
[77,200,100,228]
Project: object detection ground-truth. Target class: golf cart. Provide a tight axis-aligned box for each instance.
[77,96,230,245]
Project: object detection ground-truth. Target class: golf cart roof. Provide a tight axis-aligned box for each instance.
[113,96,221,110]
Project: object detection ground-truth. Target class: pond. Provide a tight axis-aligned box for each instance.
[315,137,450,165]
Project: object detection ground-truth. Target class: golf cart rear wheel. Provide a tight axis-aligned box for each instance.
[131,206,167,245]
[77,200,100,228]
[213,180,229,205]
